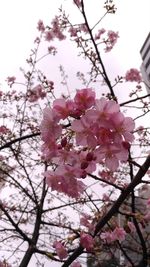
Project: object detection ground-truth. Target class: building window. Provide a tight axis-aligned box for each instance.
[145,57,150,70]
[141,43,150,61]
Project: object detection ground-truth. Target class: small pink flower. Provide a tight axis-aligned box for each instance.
[105,30,119,52]
[0,126,9,134]
[45,30,54,41]
[80,213,94,231]
[37,20,45,32]
[112,227,126,242]
[74,88,95,112]
[53,241,68,260]
[125,68,142,83]
[53,99,70,119]
[127,221,136,233]
[95,28,106,40]
[100,231,114,243]
[6,76,16,86]
[69,27,78,37]
[40,107,62,143]
[80,232,94,252]
[28,84,46,102]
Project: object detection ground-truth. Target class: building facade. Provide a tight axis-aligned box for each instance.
[140,32,150,90]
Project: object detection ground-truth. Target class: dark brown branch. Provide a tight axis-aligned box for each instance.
[120,93,150,106]
[81,0,116,100]
[0,132,40,151]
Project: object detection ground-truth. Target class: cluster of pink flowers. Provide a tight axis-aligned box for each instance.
[105,30,119,52]
[95,28,106,40]
[94,29,119,52]
[28,84,46,102]
[80,213,96,233]
[37,19,45,32]
[37,17,66,42]
[125,68,142,83]
[0,126,9,135]
[6,76,16,87]
[40,88,135,198]
[68,23,88,38]
[100,227,126,243]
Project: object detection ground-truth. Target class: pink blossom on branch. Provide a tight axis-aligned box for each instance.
[74,88,95,112]
[80,232,94,252]
[6,76,16,87]
[44,166,85,198]
[53,241,68,260]
[41,89,135,196]
[28,84,46,102]
[37,19,45,32]
[40,107,62,144]
[125,68,142,83]
[105,30,119,52]
[112,226,126,242]
[71,262,82,267]
[100,227,126,243]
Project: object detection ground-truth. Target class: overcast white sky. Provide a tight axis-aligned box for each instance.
[0,1,149,266]
[0,0,149,84]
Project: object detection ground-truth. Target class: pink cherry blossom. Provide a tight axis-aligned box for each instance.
[125,68,142,83]
[71,262,82,267]
[101,227,126,243]
[74,88,95,113]
[51,16,66,41]
[40,107,62,143]
[53,98,71,119]
[37,20,45,32]
[80,232,94,251]
[95,143,128,171]
[100,231,114,243]
[127,221,136,233]
[79,24,88,33]
[69,27,78,37]
[71,114,97,148]
[45,30,54,41]
[0,126,9,134]
[95,28,106,40]
[92,97,120,124]
[111,112,135,143]
[80,213,94,231]
[28,84,46,102]
[112,227,126,242]
[41,91,135,195]
[44,165,85,198]
[6,76,16,87]
[105,30,119,52]
[53,241,68,260]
